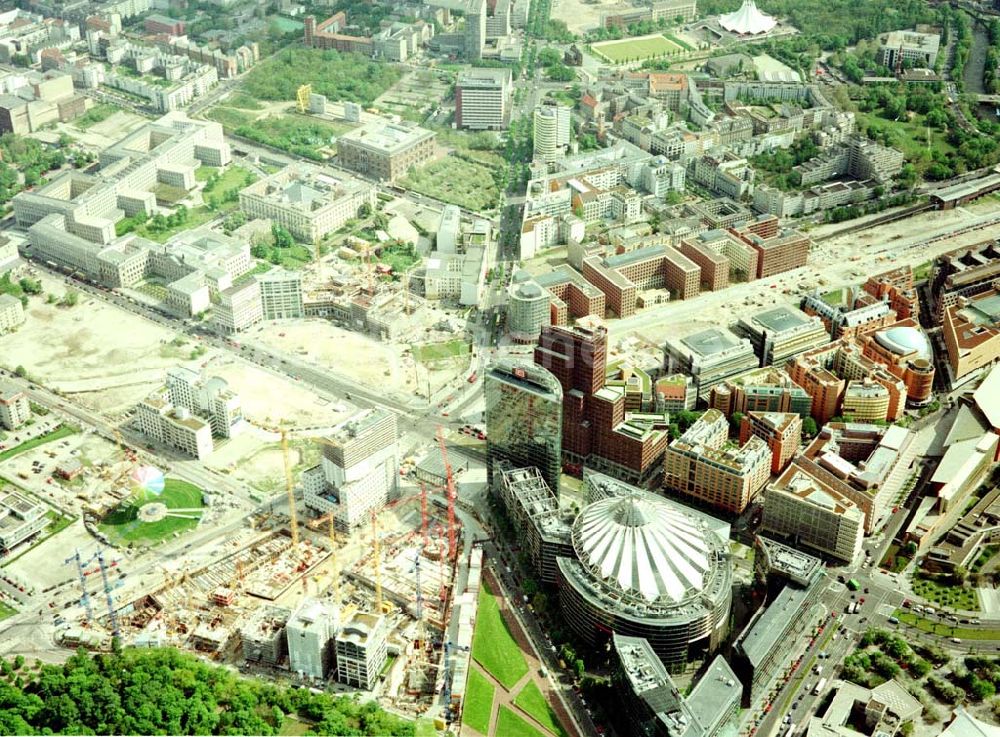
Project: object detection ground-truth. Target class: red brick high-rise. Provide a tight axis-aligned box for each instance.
[532,324,668,485]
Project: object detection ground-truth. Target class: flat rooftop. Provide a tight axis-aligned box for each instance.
[750,305,810,333]
[681,328,742,356]
[338,121,434,154]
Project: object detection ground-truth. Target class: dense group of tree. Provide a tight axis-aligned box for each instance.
[243,47,403,107]
[0,648,413,736]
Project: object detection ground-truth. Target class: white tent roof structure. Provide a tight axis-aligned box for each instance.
[719,0,777,35]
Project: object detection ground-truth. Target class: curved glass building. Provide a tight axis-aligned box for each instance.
[557,491,732,669]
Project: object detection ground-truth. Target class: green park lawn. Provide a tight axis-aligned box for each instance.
[463,669,496,735]
[513,681,566,737]
[0,424,79,463]
[412,340,470,364]
[496,707,545,737]
[592,34,684,63]
[895,610,1000,640]
[0,601,16,621]
[98,479,205,547]
[473,580,528,690]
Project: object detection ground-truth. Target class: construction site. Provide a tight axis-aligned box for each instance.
[57,426,473,726]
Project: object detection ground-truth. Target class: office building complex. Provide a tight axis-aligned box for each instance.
[464,0,486,60]
[663,409,771,514]
[287,598,338,680]
[165,368,245,438]
[485,358,563,493]
[135,394,214,460]
[214,280,263,335]
[0,383,30,431]
[860,321,935,406]
[613,636,741,737]
[737,305,829,367]
[777,422,912,534]
[495,464,573,584]
[556,476,732,669]
[534,325,670,485]
[665,327,758,398]
[533,103,571,162]
[302,409,399,531]
[257,268,305,320]
[876,29,940,69]
[0,294,24,334]
[238,165,376,243]
[334,612,387,690]
[507,278,551,343]
[786,340,908,425]
[455,68,512,130]
[732,568,823,704]
[0,491,48,553]
[762,466,865,563]
[336,122,436,182]
[942,289,1000,386]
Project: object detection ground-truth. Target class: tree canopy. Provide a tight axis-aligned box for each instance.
[0,647,413,736]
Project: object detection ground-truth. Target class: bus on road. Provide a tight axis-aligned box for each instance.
[814,677,827,695]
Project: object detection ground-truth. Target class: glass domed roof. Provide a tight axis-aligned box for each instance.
[874,325,931,359]
[572,494,718,604]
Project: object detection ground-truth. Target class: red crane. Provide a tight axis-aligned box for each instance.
[436,426,457,561]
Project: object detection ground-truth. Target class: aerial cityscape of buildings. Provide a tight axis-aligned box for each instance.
[4,0,1000,735]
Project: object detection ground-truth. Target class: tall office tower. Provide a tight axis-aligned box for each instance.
[533,324,608,396]
[455,68,512,130]
[485,358,563,493]
[533,103,571,163]
[464,0,486,60]
[301,409,400,531]
[287,598,339,679]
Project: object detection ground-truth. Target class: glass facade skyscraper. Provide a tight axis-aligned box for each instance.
[485,359,563,494]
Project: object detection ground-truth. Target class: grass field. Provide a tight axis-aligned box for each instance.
[496,707,545,737]
[514,681,566,737]
[896,610,1000,640]
[0,424,79,463]
[98,479,205,547]
[463,669,496,735]
[592,34,684,63]
[0,601,16,621]
[412,340,470,363]
[473,580,528,690]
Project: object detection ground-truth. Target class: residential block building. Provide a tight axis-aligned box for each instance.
[663,409,771,514]
[739,411,802,474]
[165,367,244,438]
[135,393,214,460]
[0,294,24,334]
[0,383,30,430]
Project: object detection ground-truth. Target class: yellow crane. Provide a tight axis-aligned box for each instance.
[371,510,383,613]
[296,84,312,114]
[280,428,300,552]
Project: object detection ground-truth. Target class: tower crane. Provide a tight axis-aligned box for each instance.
[96,549,122,641]
[435,427,458,561]
[371,510,383,613]
[65,548,95,624]
[280,428,300,552]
